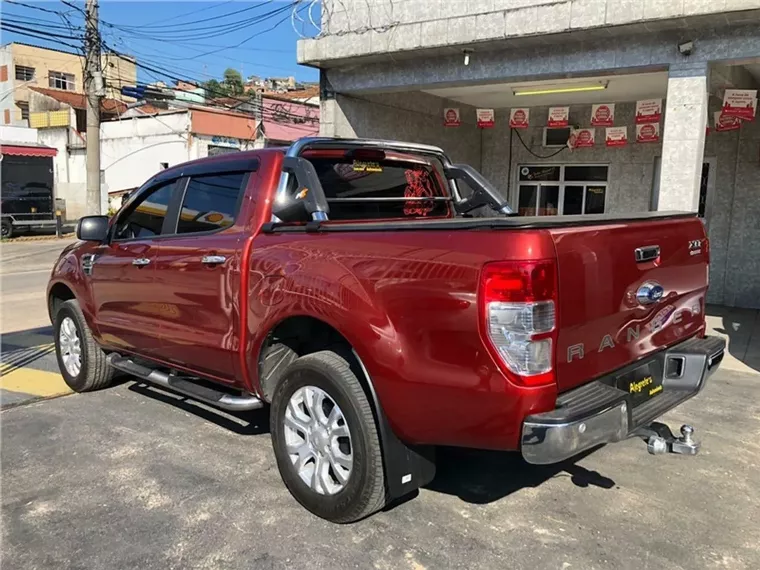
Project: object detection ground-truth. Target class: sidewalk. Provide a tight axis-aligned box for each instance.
[706,305,760,375]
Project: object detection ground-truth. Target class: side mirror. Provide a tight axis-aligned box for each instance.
[76,215,109,242]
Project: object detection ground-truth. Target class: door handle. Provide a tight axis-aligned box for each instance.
[201,255,227,265]
[132,257,151,267]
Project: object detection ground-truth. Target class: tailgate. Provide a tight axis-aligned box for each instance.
[551,216,708,393]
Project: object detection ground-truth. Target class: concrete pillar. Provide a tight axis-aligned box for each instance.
[658,62,708,212]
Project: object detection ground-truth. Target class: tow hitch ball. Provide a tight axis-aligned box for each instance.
[636,423,700,456]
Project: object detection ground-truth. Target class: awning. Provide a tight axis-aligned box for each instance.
[0,144,58,157]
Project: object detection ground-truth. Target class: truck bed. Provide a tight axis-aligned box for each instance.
[262,211,695,233]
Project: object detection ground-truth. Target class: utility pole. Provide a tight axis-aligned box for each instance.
[85,0,102,215]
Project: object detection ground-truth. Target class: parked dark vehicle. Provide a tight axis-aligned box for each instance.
[1,153,56,238]
[47,137,725,523]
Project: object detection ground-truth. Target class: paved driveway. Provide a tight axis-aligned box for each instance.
[2,368,758,570]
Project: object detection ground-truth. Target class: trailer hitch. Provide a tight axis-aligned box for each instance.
[633,422,700,456]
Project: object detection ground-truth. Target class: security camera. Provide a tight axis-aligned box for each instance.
[678,41,694,56]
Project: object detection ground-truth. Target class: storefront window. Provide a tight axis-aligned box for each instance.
[516,164,608,216]
[518,185,538,216]
[519,166,560,182]
[564,166,609,182]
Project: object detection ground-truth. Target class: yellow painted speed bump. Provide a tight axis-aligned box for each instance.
[0,368,72,399]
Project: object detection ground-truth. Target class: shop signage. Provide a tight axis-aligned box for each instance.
[635,99,662,124]
[605,126,627,147]
[591,104,615,127]
[714,111,741,132]
[476,108,495,128]
[636,123,660,143]
[509,108,530,129]
[722,89,757,120]
[443,108,460,127]
[569,128,595,148]
[547,106,569,128]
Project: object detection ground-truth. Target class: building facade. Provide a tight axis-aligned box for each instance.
[299,0,760,309]
[0,42,136,126]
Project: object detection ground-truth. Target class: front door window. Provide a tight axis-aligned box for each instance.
[517,164,608,216]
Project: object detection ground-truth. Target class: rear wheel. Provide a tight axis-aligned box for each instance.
[270,351,386,523]
[54,299,114,392]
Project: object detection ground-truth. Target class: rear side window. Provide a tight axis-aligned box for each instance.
[113,181,175,240]
[308,157,450,221]
[176,173,246,234]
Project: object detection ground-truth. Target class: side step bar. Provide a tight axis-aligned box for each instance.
[107,354,264,412]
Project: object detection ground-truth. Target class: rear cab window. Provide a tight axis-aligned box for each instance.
[303,151,453,221]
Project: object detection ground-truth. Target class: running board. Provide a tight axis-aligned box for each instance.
[107,354,263,412]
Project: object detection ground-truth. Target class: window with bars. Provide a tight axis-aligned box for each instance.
[15,65,35,81]
[49,71,76,91]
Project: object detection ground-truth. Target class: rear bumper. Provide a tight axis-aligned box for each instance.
[521,335,726,465]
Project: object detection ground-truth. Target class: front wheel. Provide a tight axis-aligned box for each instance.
[270,351,386,523]
[54,299,114,392]
[1,220,12,239]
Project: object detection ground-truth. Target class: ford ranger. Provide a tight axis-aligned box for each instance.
[47,137,726,523]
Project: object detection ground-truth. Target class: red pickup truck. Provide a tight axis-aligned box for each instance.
[48,137,725,522]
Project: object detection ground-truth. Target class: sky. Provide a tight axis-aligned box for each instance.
[1,0,320,87]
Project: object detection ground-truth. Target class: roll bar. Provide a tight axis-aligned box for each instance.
[272,137,513,223]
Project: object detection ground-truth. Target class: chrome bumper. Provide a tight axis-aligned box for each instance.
[521,335,726,465]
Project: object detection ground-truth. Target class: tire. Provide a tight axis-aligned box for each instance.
[1,220,12,239]
[54,299,114,392]
[270,350,386,523]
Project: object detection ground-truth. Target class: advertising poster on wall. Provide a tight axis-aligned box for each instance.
[635,99,662,124]
[605,126,627,147]
[443,108,461,127]
[721,89,757,120]
[509,108,530,129]
[476,108,495,128]
[547,106,569,127]
[591,104,615,126]
[714,111,742,132]
[636,123,660,143]
[569,128,595,148]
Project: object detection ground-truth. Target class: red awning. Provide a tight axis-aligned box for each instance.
[1,144,58,157]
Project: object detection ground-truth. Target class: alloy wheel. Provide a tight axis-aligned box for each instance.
[283,385,353,495]
[59,316,82,377]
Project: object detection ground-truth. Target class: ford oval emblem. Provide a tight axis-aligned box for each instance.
[636,282,665,305]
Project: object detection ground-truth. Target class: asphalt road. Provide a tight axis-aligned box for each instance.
[2,367,759,570]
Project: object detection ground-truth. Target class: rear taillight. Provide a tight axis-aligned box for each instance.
[480,260,558,387]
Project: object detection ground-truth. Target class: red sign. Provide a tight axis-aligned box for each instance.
[635,99,662,124]
[605,126,627,147]
[569,128,595,148]
[636,123,660,143]
[547,106,569,128]
[509,108,529,129]
[443,108,460,127]
[722,89,757,120]
[591,103,615,127]
[714,111,741,132]
[476,108,495,129]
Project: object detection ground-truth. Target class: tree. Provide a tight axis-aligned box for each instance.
[203,78,224,98]
[222,68,244,96]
